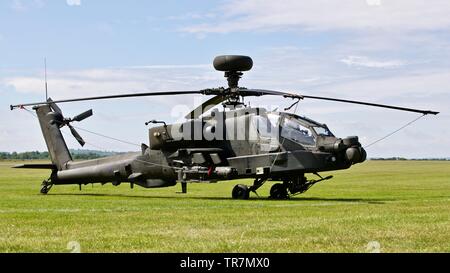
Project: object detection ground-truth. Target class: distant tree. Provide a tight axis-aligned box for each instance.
[0,150,116,160]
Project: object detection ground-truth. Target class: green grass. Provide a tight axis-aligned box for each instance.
[0,160,449,253]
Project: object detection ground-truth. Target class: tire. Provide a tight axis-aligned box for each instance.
[40,180,49,194]
[270,183,288,200]
[40,186,48,194]
[232,184,250,200]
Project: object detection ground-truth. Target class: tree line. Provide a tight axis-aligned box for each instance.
[370,157,449,161]
[0,150,119,160]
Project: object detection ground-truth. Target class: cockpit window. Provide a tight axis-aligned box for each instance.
[281,116,315,146]
[263,112,333,146]
[313,126,334,137]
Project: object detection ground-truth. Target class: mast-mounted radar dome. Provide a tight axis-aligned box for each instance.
[213,55,253,72]
[213,55,253,88]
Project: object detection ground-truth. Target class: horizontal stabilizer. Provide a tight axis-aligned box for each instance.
[13,164,56,169]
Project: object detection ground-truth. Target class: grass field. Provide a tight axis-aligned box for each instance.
[0,160,449,253]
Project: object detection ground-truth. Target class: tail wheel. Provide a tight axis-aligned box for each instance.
[40,186,49,194]
[232,184,250,200]
[40,180,52,194]
[270,183,289,200]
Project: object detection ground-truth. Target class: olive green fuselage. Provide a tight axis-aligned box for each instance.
[44,107,364,189]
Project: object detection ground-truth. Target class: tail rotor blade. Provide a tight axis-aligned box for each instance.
[68,124,85,147]
[72,109,93,122]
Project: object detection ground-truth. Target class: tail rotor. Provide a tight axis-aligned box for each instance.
[47,98,93,147]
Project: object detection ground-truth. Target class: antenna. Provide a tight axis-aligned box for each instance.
[44,58,48,100]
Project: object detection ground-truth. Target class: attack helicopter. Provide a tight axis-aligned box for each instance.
[10,55,439,199]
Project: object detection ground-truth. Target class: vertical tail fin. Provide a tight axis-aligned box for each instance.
[35,105,72,170]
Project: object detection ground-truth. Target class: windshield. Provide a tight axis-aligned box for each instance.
[313,126,334,137]
[265,112,333,146]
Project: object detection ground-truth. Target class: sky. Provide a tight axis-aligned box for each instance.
[0,0,449,158]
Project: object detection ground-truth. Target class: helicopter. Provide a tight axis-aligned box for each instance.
[10,55,439,199]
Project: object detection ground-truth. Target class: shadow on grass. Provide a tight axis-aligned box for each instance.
[48,192,390,204]
[297,197,388,204]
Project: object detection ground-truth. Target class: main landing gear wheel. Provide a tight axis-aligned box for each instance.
[270,183,289,200]
[232,184,250,200]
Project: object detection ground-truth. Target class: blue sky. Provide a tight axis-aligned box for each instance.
[1,0,449,157]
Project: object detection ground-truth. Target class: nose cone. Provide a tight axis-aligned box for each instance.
[345,147,367,164]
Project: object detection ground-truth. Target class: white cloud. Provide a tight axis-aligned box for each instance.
[66,0,81,6]
[167,12,216,21]
[366,0,381,6]
[309,70,450,102]
[1,65,220,99]
[10,0,45,11]
[123,64,210,70]
[340,56,404,68]
[181,0,450,34]
[11,0,26,11]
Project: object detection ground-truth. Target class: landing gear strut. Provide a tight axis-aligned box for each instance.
[248,177,266,196]
[290,173,333,196]
[176,169,188,194]
[40,180,53,194]
[269,173,333,199]
[231,174,333,200]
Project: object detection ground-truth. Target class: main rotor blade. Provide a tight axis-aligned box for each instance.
[47,98,63,115]
[185,95,227,119]
[10,90,205,109]
[68,124,85,147]
[242,88,438,115]
[239,88,303,99]
[72,109,93,122]
[301,95,439,115]
[11,87,438,115]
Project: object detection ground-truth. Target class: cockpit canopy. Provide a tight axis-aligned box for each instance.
[253,111,334,147]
